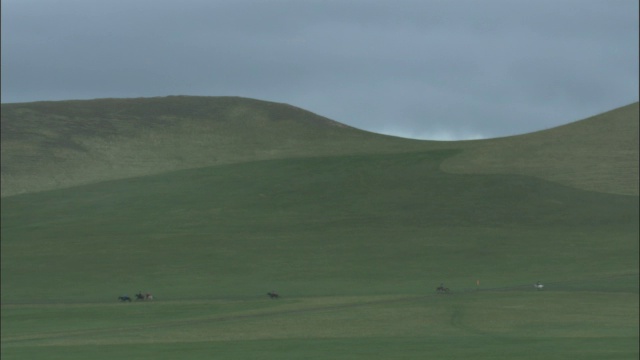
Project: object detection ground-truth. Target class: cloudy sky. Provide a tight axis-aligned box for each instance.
[2,0,638,140]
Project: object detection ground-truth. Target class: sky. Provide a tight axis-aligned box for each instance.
[1,0,638,140]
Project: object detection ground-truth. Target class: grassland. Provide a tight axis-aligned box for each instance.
[1,98,638,359]
[1,96,441,198]
[442,102,639,195]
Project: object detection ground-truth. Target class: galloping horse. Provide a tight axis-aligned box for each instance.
[135,292,154,301]
[436,286,450,294]
[118,295,132,302]
[267,292,280,299]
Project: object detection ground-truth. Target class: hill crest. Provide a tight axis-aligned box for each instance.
[1,96,638,197]
[441,102,639,195]
[0,96,433,197]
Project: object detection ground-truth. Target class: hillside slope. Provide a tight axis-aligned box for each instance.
[2,150,637,303]
[2,98,638,359]
[1,96,441,197]
[441,102,639,195]
[2,97,638,197]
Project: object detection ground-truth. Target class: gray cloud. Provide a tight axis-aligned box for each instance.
[2,0,638,139]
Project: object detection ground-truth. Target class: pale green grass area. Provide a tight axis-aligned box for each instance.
[442,102,639,195]
[3,98,637,198]
[3,338,638,360]
[1,96,441,197]
[3,286,638,359]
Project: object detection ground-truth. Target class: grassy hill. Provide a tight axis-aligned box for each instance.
[442,102,639,195]
[1,97,638,359]
[1,96,443,197]
[2,97,637,197]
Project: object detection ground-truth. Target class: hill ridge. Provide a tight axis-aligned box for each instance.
[441,102,639,195]
[0,96,436,197]
[1,97,638,197]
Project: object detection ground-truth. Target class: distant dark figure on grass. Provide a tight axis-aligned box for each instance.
[118,295,132,302]
[436,286,450,294]
[136,292,154,301]
[267,292,280,299]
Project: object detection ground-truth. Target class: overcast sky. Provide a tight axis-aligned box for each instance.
[2,0,638,140]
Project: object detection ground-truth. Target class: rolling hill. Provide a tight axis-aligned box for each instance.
[1,97,638,360]
[2,97,637,197]
[1,96,441,197]
[442,102,639,195]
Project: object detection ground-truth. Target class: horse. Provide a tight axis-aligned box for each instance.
[267,292,280,299]
[136,292,154,301]
[534,283,544,290]
[118,295,132,302]
[436,286,450,294]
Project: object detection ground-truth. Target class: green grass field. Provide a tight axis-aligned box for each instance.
[1,98,638,359]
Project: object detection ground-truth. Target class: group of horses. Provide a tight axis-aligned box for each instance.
[119,283,544,302]
[119,292,278,302]
[435,282,544,294]
[118,292,153,302]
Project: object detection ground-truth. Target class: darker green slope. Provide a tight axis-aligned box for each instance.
[2,151,637,303]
